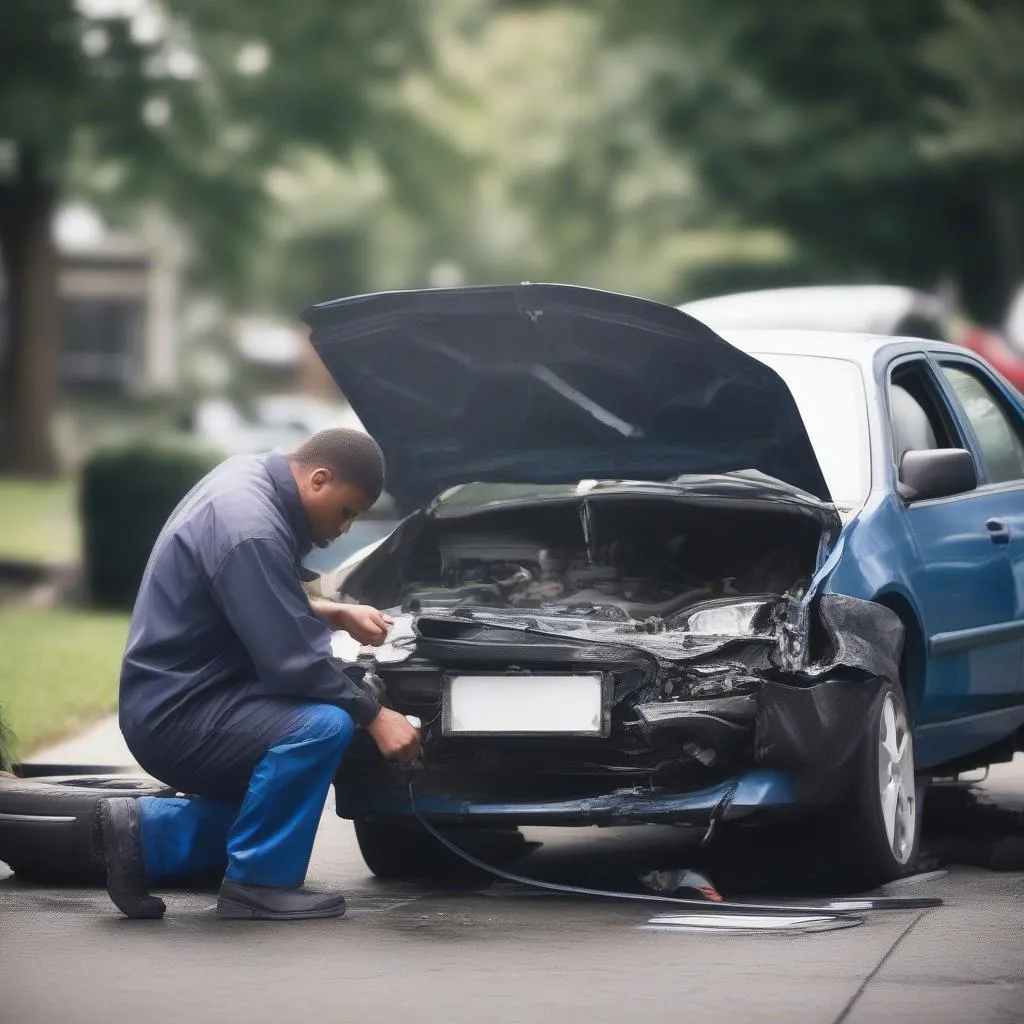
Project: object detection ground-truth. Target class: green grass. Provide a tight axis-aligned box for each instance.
[0,606,128,758]
[0,478,79,565]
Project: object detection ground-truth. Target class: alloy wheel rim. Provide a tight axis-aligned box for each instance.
[878,692,916,864]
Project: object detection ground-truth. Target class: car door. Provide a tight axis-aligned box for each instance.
[933,356,1024,694]
[886,356,1021,736]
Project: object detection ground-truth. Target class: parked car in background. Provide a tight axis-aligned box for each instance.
[957,326,1024,395]
[680,284,1024,394]
[679,285,951,341]
[185,393,363,456]
[1005,283,1024,354]
[298,283,1024,887]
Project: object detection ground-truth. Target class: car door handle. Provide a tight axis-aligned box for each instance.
[986,519,1011,545]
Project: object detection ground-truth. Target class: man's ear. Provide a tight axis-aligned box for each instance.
[310,468,332,491]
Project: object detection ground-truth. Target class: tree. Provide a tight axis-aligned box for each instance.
[566,0,1024,322]
[0,702,15,771]
[0,0,426,475]
[255,0,743,311]
[917,0,1024,310]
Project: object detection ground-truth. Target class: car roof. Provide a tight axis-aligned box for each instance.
[717,327,966,367]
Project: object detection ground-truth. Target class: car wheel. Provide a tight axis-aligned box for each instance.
[354,819,526,881]
[0,772,171,884]
[354,819,466,880]
[830,680,924,887]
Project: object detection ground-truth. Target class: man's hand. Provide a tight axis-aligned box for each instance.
[339,604,392,646]
[312,600,392,646]
[366,707,421,764]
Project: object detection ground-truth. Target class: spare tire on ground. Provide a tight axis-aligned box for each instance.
[0,770,171,884]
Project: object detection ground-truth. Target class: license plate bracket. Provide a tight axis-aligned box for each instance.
[441,672,611,737]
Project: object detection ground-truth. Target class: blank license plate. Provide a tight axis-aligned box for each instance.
[443,674,605,736]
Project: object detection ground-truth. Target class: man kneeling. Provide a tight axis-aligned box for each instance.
[96,429,419,920]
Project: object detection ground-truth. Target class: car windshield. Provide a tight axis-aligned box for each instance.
[750,353,871,507]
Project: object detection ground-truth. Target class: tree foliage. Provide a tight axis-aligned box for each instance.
[572,0,1024,321]
[268,0,1024,319]
[4,0,1023,480]
[253,1,747,312]
[0,0,427,473]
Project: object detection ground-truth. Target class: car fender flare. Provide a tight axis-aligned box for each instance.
[801,537,926,724]
[870,588,927,723]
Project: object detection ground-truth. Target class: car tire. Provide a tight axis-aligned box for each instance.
[0,772,171,884]
[354,819,525,881]
[354,819,468,880]
[829,680,924,887]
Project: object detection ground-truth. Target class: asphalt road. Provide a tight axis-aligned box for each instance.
[3,761,1024,1024]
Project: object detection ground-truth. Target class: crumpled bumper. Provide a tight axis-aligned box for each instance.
[337,593,906,826]
[336,767,804,827]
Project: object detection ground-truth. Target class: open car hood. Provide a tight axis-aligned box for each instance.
[302,284,833,510]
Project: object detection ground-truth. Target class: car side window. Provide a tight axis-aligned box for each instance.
[940,365,1024,485]
[889,361,961,468]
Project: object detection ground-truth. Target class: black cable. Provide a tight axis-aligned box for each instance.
[405,778,943,916]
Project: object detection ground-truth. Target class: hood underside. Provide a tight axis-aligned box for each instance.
[302,284,832,510]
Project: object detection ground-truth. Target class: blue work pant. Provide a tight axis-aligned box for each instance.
[133,703,354,889]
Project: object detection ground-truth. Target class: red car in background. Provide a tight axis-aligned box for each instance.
[958,326,1024,394]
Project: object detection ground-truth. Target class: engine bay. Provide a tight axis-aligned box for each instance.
[400,532,731,622]
[385,497,823,626]
[329,485,906,817]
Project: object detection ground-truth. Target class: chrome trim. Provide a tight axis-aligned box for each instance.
[0,812,76,823]
[929,618,1024,655]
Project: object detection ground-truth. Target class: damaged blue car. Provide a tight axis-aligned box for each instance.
[302,283,1024,886]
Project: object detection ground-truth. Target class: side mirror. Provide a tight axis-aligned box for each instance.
[898,448,977,502]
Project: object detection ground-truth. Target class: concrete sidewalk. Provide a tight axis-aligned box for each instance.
[29,714,137,767]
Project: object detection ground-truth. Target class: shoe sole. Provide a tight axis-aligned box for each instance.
[92,803,165,920]
[216,898,346,921]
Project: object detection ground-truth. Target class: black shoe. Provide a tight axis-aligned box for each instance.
[93,798,166,920]
[216,879,346,920]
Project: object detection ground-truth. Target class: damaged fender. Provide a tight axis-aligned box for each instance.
[755,593,905,778]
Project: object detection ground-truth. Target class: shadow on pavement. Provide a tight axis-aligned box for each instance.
[409,779,1024,902]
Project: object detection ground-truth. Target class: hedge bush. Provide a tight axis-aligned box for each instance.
[81,441,220,609]
[0,704,15,771]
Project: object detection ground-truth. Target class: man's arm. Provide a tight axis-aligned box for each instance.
[309,599,392,646]
[211,537,382,726]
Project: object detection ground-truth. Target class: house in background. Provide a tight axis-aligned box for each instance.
[0,205,185,398]
[2,203,350,440]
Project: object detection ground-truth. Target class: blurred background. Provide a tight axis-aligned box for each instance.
[1,0,1023,764]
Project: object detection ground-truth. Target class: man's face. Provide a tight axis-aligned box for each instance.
[300,469,375,548]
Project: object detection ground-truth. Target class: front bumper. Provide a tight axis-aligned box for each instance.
[336,594,906,828]
[335,767,805,827]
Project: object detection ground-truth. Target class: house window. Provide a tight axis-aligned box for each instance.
[61,298,142,393]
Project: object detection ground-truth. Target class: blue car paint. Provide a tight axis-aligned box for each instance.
[805,341,1024,769]
[330,328,1024,825]
[819,492,1024,767]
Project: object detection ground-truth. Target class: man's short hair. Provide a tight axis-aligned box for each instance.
[289,428,386,503]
